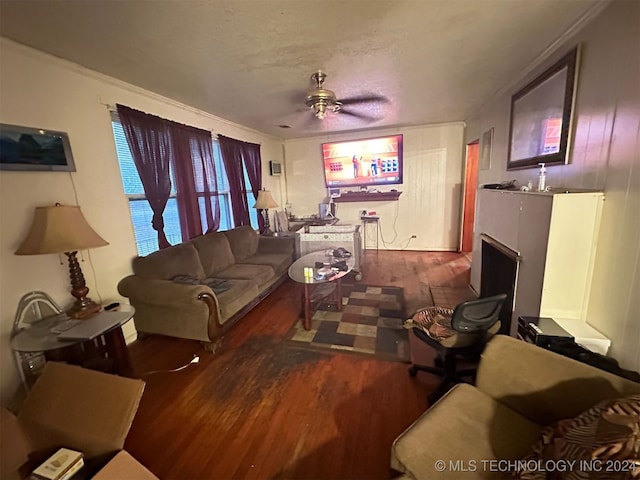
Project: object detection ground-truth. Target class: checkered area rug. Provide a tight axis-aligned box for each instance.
[286,284,410,362]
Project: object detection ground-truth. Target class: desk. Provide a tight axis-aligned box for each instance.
[11,306,136,380]
[288,251,354,330]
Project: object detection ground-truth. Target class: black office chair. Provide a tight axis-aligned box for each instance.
[406,293,507,403]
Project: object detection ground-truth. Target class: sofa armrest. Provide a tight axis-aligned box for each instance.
[476,335,640,425]
[118,275,214,306]
[117,275,223,341]
[258,236,295,254]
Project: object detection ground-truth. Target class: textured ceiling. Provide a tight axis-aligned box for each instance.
[0,0,605,139]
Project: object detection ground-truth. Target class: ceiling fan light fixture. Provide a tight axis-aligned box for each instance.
[305,70,344,120]
[310,99,342,120]
[313,100,328,120]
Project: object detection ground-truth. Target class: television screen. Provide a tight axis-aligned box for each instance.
[0,123,76,172]
[322,134,403,188]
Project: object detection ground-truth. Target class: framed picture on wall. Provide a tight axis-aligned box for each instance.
[480,127,493,170]
[269,160,282,176]
[507,46,580,170]
[0,123,76,172]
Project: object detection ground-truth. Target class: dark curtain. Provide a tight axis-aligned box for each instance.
[190,131,221,234]
[242,141,264,232]
[218,135,251,227]
[170,124,220,240]
[117,104,173,249]
[170,125,202,241]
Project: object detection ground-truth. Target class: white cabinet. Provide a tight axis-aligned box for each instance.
[471,189,604,336]
[298,225,363,274]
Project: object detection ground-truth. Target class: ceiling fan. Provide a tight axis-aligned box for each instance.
[304,71,388,121]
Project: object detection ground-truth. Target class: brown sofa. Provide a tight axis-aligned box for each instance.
[391,335,640,479]
[118,226,294,349]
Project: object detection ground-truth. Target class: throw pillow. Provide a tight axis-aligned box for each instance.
[513,394,640,480]
[405,306,456,341]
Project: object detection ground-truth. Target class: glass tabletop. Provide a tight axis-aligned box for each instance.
[288,250,355,284]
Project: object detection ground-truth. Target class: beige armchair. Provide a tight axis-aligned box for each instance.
[391,335,640,479]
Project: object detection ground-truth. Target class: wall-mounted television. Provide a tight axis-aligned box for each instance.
[322,134,403,188]
[0,123,76,172]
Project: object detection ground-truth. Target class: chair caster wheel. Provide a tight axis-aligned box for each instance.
[408,365,418,377]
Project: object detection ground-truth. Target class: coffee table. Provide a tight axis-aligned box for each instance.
[288,250,355,330]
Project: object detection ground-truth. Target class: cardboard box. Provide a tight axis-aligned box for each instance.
[1,362,157,480]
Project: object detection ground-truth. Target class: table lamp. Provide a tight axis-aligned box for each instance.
[15,204,109,319]
[253,189,279,235]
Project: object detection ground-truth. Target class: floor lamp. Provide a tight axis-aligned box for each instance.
[253,189,279,235]
[15,204,109,319]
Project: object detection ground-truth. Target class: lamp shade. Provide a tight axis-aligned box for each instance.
[253,190,279,209]
[15,204,109,255]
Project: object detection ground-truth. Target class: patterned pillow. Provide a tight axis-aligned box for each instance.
[513,394,640,479]
[405,306,456,340]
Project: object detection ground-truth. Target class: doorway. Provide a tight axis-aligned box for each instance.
[460,141,479,252]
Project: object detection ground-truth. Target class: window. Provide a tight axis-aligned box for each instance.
[112,116,257,256]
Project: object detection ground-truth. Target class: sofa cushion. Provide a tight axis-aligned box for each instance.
[513,394,640,479]
[190,232,235,276]
[216,279,260,323]
[215,264,275,287]
[222,226,259,262]
[391,384,543,480]
[132,242,205,280]
[170,275,231,294]
[239,252,292,276]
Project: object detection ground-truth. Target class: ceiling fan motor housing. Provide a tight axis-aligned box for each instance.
[305,71,342,118]
[304,70,383,120]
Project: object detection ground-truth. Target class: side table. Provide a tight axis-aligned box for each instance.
[361,216,379,251]
[11,305,136,385]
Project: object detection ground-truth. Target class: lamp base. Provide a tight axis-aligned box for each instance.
[66,299,102,319]
[260,209,273,236]
[65,251,101,319]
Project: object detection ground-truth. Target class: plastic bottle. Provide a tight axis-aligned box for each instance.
[537,163,546,192]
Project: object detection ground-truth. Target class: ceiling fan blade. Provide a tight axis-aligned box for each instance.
[339,108,380,122]
[338,94,389,106]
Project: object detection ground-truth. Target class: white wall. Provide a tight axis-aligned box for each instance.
[465,0,639,371]
[284,123,465,251]
[0,39,284,405]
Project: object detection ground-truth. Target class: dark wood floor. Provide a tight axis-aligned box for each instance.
[125,250,471,480]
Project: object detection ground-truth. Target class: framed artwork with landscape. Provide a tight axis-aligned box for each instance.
[507,46,579,170]
[0,123,76,172]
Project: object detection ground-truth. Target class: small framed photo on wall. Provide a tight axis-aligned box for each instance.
[269,160,282,176]
[480,127,493,170]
